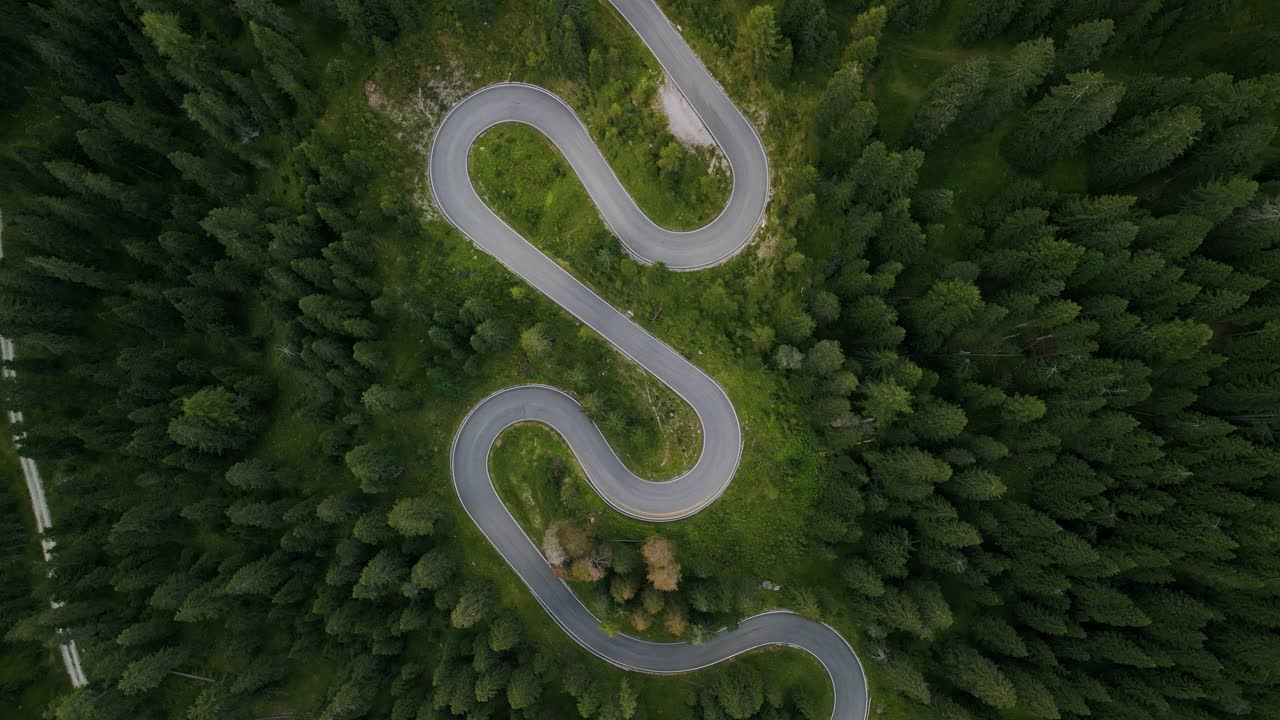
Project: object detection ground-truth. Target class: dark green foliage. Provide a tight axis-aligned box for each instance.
[957,0,1024,46]
[713,662,765,718]
[906,60,990,148]
[733,5,791,81]
[5,2,1280,720]
[387,497,441,536]
[815,63,878,171]
[886,0,944,34]
[118,646,189,695]
[450,580,495,628]
[345,443,403,493]
[1183,177,1258,223]
[1056,19,1114,73]
[168,386,252,454]
[1091,105,1203,189]
[1186,122,1277,180]
[1003,71,1126,173]
[800,7,1280,719]
[963,38,1055,131]
[780,0,835,66]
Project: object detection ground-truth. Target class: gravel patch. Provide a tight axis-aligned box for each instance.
[657,75,715,148]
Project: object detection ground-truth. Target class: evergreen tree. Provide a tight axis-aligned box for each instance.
[345,443,403,494]
[939,644,1017,708]
[866,447,952,501]
[733,5,790,81]
[118,646,189,695]
[806,339,845,375]
[168,386,251,454]
[887,0,944,34]
[1057,19,1115,73]
[1092,105,1203,189]
[713,662,765,719]
[487,615,522,652]
[957,0,1023,46]
[814,63,878,170]
[906,280,983,351]
[451,580,495,628]
[411,547,457,591]
[507,664,542,709]
[387,498,440,536]
[780,0,834,65]
[353,549,408,600]
[966,38,1056,130]
[1182,177,1258,223]
[1003,72,1126,173]
[906,59,991,148]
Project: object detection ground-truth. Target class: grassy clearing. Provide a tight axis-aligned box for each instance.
[489,425,834,715]
[395,5,862,714]
[241,0,868,714]
[436,142,824,575]
[869,0,1001,141]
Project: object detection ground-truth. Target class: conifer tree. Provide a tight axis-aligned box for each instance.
[957,0,1023,46]
[1057,19,1114,73]
[713,662,765,719]
[345,443,403,494]
[118,646,190,695]
[780,0,834,65]
[906,59,990,148]
[734,5,790,80]
[966,38,1055,130]
[1004,72,1125,173]
[940,644,1017,708]
[168,386,250,454]
[387,498,440,536]
[1092,105,1203,188]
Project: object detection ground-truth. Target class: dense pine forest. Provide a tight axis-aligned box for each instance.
[2,1,1278,719]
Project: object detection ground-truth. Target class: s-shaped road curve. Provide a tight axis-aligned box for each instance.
[432,1,868,717]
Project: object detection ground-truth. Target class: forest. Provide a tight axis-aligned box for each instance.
[1,0,1278,719]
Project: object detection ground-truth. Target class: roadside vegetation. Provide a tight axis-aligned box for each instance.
[1,1,1278,720]
[0,442,68,714]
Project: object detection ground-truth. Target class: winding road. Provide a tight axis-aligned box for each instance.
[433,1,867,717]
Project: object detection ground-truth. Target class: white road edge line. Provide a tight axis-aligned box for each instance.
[1,211,89,689]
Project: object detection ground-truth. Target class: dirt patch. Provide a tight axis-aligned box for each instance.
[657,75,715,148]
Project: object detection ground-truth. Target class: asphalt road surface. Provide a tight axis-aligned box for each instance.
[433,1,867,717]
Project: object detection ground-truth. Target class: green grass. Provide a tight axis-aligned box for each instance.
[407,12,852,714]
[874,0,999,145]
[367,0,730,232]
[426,169,823,574]
[235,0,896,715]
[873,1,1091,296]
[1,0,865,716]
[482,424,836,715]
[367,16,838,719]
[471,121,727,256]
